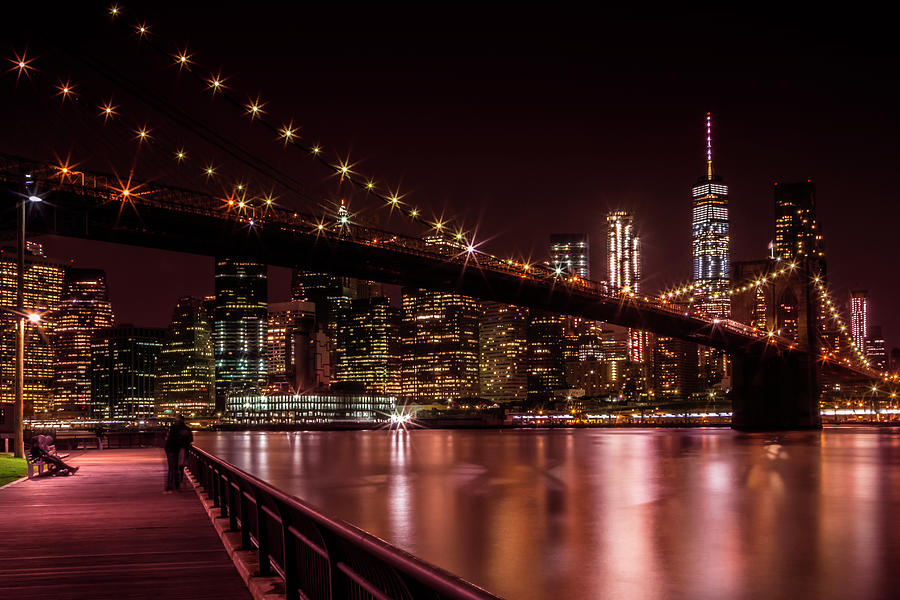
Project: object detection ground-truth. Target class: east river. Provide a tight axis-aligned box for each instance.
[194,427,900,599]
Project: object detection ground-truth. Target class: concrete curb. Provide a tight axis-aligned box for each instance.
[185,470,285,600]
[0,475,29,489]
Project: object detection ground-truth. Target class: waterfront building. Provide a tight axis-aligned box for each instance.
[866,326,887,371]
[214,258,267,412]
[266,300,316,385]
[527,311,567,399]
[0,243,65,417]
[334,297,401,395]
[549,233,590,279]
[156,297,216,417]
[691,113,730,318]
[227,391,395,424]
[849,290,868,355]
[52,268,115,416]
[401,288,480,403]
[606,212,640,293]
[479,302,529,403]
[91,325,164,419]
[652,335,699,400]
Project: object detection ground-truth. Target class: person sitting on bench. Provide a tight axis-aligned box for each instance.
[31,435,79,475]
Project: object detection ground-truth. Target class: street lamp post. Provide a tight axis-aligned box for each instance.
[13,194,25,458]
[12,189,41,459]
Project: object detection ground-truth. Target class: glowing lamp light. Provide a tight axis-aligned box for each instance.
[466,244,475,253]
[27,312,41,324]
[28,195,42,203]
[248,219,254,226]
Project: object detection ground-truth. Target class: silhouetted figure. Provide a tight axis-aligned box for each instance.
[95,425,106,450]
[31,434,79,475]
[164,416,193,493]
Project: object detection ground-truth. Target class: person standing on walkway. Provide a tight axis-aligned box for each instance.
[164,416,193,493]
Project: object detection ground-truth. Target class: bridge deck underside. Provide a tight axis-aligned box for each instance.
[5,189,769,353]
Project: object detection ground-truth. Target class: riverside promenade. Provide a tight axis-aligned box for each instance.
[0,448,249,599]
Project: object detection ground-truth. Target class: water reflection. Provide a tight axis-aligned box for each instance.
[195,427,900,599]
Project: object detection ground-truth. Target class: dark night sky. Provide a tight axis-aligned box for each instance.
[2,5,898,351]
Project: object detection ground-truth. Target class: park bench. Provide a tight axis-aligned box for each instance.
[25,445,69,479]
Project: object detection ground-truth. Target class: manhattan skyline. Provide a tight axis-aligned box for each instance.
[1,5,897,348]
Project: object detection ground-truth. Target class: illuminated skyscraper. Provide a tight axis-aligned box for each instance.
[334,297,401,395]
[52,268,114,415]
[91,325,164,419]
[156,297,216,417]
[691,113,730,317]
[479,302,529,403]
[850,290,868,355]
[866,326,887,371]
[549,234,590,279]
[214,258,267,411]
[0,243,65,417]
[606,211,640,293]
[774,181,824,264]
[527,312,567,399]
[266,300,314,386]
[401,289,480,403]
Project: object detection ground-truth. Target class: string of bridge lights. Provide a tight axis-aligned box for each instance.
[8,8,638,283]
[5,16,886,374]
[813,276,871,369]
[4,45,352,228]
[104,3,492,256]
[656,259,874,372]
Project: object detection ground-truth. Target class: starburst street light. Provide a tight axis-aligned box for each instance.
[135,22,150,38]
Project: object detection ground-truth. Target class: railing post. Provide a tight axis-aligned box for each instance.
[212,468,220,508]
[219,474,229,518]
[240,490,252,550]
[228,482,238,531]
[280,504,299,598]
[256,500,271,577]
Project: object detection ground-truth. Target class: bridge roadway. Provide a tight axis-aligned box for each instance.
[0,154,864,368]
[0,449,250,600]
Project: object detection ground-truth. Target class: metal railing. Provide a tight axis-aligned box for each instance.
[186,445,501,600]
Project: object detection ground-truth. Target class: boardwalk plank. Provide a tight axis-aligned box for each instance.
[0,449,250,600]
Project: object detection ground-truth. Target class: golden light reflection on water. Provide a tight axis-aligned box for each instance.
[196,427,900,600]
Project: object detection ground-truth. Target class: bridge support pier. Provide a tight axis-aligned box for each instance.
[731,349,821,430]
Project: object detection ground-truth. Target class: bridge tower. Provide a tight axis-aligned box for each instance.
[729,260,822,429]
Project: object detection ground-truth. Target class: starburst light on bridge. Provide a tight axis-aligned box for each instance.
[172,48,193,71]
[55,78,76,102]
[7,49,36,83]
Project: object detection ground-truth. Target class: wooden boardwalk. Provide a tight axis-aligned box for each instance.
[0,448,250,599]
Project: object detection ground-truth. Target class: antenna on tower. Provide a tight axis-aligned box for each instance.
[706,112,713,179]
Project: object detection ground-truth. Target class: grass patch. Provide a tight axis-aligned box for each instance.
[0,454,27,487]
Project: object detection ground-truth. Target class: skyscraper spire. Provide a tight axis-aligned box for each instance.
[706,112,713,180]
